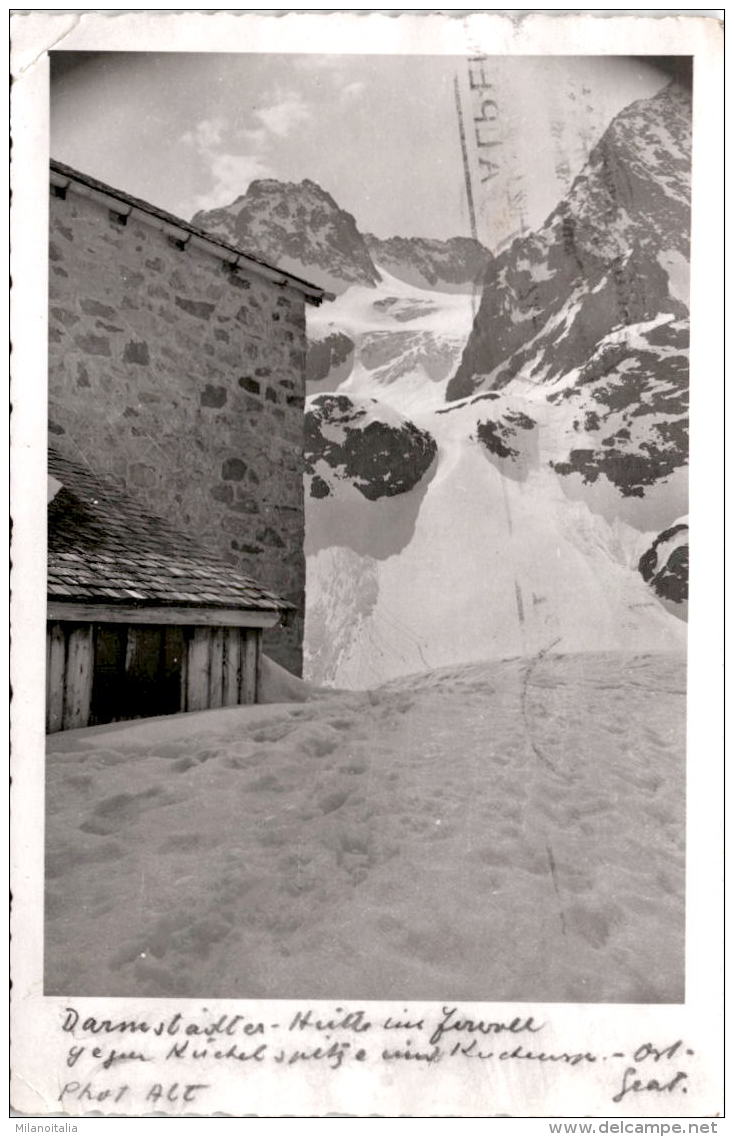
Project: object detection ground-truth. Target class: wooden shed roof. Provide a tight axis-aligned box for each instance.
[47,448,290,614]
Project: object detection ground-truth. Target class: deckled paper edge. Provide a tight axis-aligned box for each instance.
[8,9,724,1121]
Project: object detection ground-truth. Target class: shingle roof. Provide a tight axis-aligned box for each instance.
[48,448,290,613]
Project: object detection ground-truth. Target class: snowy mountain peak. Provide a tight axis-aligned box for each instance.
[192,177,382,294]
[448,80,691,401]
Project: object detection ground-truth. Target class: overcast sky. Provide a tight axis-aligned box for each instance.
[50,53,679,248]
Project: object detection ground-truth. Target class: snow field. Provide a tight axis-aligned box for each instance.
[45,651,685,1003]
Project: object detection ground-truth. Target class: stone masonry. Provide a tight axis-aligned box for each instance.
[47,168,326,674]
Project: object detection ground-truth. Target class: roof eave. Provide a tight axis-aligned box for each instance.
[50,159,335,306]
[47,599,285,629]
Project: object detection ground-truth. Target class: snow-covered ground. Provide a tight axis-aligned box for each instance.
[46,650,685,1003]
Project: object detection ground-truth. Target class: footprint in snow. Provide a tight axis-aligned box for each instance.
[338,760,368,775]
[244,772,285,793]
[565,902,616,949]
[251,723,297,744]
[317,787,351,814]
[46,838,126,877]
[79,785,174,836]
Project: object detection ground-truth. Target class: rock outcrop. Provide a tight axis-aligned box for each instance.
[304,394,437,501]
[639,520,688,614]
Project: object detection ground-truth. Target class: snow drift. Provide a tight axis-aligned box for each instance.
[45,651,685,1003]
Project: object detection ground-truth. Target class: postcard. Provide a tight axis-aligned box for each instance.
[9,9,724,1120]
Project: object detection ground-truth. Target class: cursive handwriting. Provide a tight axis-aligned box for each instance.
[612,1066,688,1104]
[53,1004,698,1112]
[428,1005,544,1047]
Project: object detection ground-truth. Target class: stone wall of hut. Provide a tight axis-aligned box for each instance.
[48,185,308,674]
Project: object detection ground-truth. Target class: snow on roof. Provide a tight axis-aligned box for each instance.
[47,448,290,614]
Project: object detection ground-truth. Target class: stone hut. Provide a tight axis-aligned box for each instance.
[47,448,290,733]
[47,159,331,678]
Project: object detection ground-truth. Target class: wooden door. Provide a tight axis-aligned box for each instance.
[88,624,184,726]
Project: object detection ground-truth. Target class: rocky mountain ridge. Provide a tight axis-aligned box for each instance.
[193,177,380,295]
[193,179,492,296]
[449,81,690,398]
[364,233,492,293]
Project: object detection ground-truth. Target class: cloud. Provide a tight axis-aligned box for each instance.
[179,117,273,216]
[185,153,272,216]
[176,90,311,216]
[340,80,366,100]
[252,91,311,138]
[181,117,226,150]
[237,125,268,149]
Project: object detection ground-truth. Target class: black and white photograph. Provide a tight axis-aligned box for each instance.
[9,9,723,1120]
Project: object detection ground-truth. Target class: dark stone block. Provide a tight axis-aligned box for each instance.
[201,384,227,408]
[222,457,247,481]
[50,307,79,327]
[175,296,216,320]
[257,526,285,548]
[265,388,278,403]
[48,421,66,436]
[80,298,116,318]
[228,499,258,514]
[223,268,251,290]
[74,333,111,357]
[97,320,125,334]
[238,377,260,395]
[123,340,150,364]
[210,483,234,503]
[120,269,145,287]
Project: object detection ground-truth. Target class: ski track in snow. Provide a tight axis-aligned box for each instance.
[46,651,685,1004]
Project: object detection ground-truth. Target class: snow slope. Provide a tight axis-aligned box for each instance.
[304,275,686,687]
[307,265,476,415]
[45,651,685,1003]
[297,84,689,689]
